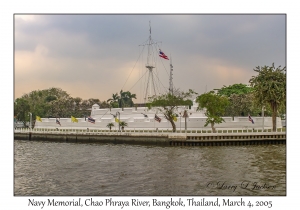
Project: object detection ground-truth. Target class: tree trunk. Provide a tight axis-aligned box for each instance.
[170,119,176,132]
[271,102,277,132]
[211,122,216,133]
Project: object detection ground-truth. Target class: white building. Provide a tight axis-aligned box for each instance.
[34,100,282,130]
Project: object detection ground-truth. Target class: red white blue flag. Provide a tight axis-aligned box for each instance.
[159,49,169,60]
[154,114,161,123]
[248,115,254,124]
[88,116,95,124]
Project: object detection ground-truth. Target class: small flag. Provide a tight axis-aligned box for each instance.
[36,116,42,122]
[115,118,119,123]
[173,115,177,122]
[248,115,254,124]
[159,49,169,60]
[88,116,95,124]
[56,118,61,126]
[71,116,78,123]
[154,114,161,123]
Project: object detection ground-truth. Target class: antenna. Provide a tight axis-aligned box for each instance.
[169,56,173,95]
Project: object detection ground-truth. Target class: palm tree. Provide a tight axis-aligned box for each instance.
[124,91,137,107]
[106,123,115,131]
[118,121,128,131]
[119,90,137,108]
[118,90,126,108]
[107,93,120,108]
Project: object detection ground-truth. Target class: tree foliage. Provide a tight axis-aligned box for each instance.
[217,83,253,97]
[14,87,108,127]
[14,98,30,127]
[196,91,229,133]
[119,121,128,131]
[107,90,137,108]
[217,83,264,117]
[249,63,286,131]
[106,123,115,131]
[147,89,197,132]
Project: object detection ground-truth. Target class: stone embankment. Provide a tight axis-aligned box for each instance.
[14,129,286,147]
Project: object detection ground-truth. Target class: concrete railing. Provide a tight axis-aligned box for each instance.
[14,127,286,136]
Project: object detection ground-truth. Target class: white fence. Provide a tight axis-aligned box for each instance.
[14,127,286,136]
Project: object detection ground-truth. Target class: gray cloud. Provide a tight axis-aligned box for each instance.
[14,14,286,101]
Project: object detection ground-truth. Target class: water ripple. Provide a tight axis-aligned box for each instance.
[14,141,286,196]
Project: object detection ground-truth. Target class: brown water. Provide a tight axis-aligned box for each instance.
[14,140,286,196]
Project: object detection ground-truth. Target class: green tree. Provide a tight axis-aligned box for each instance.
[249,63,286,131]
[118,90,136,108]
[217,83,263,117]
[123,91,137,107]
[100,100,110,109]
[147,89,196,132]
[217,83,253,97]
[107,93,120,108]
[225,93,263,117]
[14,98,30,127]
[106,123,115,131]
[119,121,128,131]
[196,91,230,133]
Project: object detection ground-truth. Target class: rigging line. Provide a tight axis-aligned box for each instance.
[155,71,164,95]
[99,108,110,119]
[152,73,160,95]
[121,45,146,90]
[128,69,148,92]
[151,72,157,96]
[152,70,168,92]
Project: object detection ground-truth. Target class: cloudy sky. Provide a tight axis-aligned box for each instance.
[15,14,285,103]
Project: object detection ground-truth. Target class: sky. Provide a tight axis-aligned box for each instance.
[14,14,286,104]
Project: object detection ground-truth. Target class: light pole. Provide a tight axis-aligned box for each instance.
[111,112,121,131]
[183,110,188,133]
[179,112,182,133]
[28,112,32,129]
[262,106,265,132]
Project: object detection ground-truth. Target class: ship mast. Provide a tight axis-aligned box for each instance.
[143,21,159,102]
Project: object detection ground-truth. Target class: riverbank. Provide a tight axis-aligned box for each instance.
[14,130,286,147]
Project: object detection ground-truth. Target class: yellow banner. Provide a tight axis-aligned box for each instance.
[36,116,42,122]
[71,116,78,123]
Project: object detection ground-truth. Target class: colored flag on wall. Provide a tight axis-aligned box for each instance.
[154,114,161,123]
[115,118,119,123]
[172,115,177,122]
[71,116,78,123]
[36,116,42,122]
[159,49,169,60]
[56,118,61,126]
[88,116,95,124]
[248,115,254,124]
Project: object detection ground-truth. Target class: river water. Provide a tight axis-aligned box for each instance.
[14,140,286,196]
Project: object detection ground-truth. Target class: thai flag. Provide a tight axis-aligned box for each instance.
[56,118,61,126]
[248,115,254,124]
[154,114,161,123]
[159,49,169,60]
[88,116,95,124]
